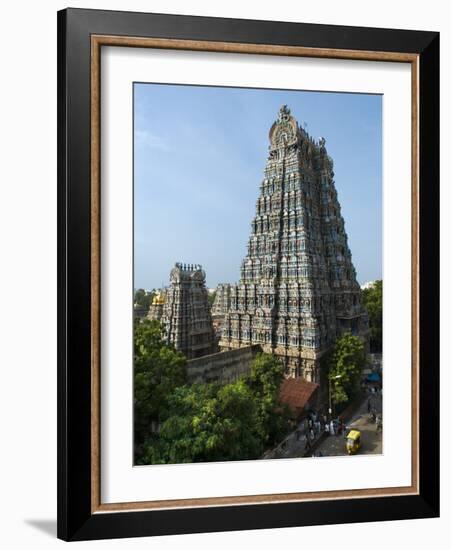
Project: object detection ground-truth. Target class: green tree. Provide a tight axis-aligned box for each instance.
[208,290,216,306]
[137,352,291,465]
[362,280,383,352]
[246,353,291,445]
[328,332,366,407]
[134,288,155,311]
[134,320,187,452]
[139,380,264,464]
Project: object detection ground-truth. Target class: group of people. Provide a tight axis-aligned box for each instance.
[365,393,383,433]
[376,414,383,432]
[300,410,348,453]
[364,383,382,396]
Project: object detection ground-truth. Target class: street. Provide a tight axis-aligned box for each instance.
[265,391,382,460]
[310,392,382,457]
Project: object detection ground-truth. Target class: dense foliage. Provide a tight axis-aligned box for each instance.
[133,323,290,465]
[247,353,291,446]
[207,290,216,306]
[134,288,154,310]
[139,380,265,464]
[328,332,366,407]
[134,320,187,450]
[362,280,383,352]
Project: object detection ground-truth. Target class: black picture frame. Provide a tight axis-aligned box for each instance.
[57,7,439,541]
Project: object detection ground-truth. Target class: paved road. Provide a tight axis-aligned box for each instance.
[263,391,383,460]
[312,393,382,457]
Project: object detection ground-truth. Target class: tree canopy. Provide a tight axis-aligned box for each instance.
[139,380,265,464]
[134,347,290,465]
[134,320,187,449]
[328,332,366,407]
[246,353,291,445]
[362,280,383,352]
[207,290,216,306]
[134,288,154,311]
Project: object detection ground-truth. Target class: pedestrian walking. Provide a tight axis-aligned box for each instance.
[376,415,382,432]
[324,423,330,435]
[309,428,315,441]
[329,420,335,436]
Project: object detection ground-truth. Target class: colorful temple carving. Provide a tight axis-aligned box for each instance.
[217,105,368,382]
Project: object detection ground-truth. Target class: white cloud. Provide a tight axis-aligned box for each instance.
[134,129,170,151]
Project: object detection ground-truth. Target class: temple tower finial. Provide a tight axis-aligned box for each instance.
[278,104,291,121]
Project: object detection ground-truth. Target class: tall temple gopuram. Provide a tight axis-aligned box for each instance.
[160,263,216,359]
[218,105,368,382]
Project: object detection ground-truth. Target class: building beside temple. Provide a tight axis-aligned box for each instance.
[160,263,216,359]
[218,105,368,383]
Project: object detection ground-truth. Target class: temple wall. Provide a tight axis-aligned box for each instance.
[186,345,261,384]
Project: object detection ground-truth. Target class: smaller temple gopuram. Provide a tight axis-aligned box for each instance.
[160,263,216,359]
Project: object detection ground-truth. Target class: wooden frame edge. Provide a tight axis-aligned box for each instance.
[90,34,420,514]
[95,485,418,513]
[91,34,418,62]
[91,34,101,513]
[411,55,420,499]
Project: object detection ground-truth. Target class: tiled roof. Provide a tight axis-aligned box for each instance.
[279,378,319,417]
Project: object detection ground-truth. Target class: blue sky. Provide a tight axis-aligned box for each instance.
[134,83,382,290]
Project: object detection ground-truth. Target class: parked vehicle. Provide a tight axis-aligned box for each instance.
[345,430,361,455]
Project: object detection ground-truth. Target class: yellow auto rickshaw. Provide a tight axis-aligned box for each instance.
[346,429,361,455]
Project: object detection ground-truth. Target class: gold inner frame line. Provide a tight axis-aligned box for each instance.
[90,34,420,514]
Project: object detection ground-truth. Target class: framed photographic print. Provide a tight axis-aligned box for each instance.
[57,8,439,541]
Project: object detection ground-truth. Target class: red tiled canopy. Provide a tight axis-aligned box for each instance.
[279,378,319,418]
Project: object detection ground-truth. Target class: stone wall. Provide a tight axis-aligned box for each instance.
[186,345,261,384]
